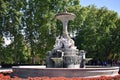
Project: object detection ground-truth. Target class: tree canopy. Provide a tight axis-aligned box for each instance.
[0,0,120,64]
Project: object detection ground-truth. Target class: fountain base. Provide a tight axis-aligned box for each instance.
[12,66,119,78]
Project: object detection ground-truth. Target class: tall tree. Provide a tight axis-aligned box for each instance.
[18,0,80,64]
[74,5,119,61]
[0,0,27,64]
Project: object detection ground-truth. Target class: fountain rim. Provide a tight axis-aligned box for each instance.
[12,66,119,70]
[12,66,119,78]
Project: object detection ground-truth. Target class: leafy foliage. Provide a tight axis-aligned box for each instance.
[0,0,120,64]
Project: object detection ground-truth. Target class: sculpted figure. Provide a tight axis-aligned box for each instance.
[54,36,62,49]
[54,35,76,49]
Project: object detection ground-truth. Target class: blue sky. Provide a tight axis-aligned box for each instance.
[80,0,120,16]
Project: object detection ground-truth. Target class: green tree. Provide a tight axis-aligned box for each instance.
[74,5,119,61]
[1,0,119,64]
[0,0,27,64]
[17,0,80,64]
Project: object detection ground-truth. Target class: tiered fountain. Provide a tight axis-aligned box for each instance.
[12,11,119,78]
[46,10,86,68]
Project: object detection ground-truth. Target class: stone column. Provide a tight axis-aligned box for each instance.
[62,20,70,39]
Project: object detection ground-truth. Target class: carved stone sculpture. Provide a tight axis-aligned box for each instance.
[46,11,86,68]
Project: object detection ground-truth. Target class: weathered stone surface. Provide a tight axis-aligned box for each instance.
[46,11,85,68]
[12,67,119,78]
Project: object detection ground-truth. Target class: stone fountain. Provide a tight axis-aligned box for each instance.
[12,11,119,78]
[46,11,85,68]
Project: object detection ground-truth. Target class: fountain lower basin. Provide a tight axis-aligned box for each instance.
[12,66,119,78]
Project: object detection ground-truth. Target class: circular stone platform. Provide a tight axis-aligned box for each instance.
[12,66,119,78]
